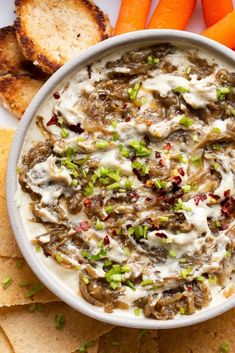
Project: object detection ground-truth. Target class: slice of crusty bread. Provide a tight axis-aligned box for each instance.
[0,26,28,74]
[14,0,112,74]
[0,74,44,119]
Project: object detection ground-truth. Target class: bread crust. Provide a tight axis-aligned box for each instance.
[0,74,44,118]
[14,0,112,74]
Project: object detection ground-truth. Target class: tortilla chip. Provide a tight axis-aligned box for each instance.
[73,340,99,353]
[0,129,15,198]
[0,195,21,257]
[0,256,57,306]
[0,129,21,257]
[0,302,113,353]
[158,308,235,353]
[0,327,14,353]
[98,327,142,353]
[139,330,159,353]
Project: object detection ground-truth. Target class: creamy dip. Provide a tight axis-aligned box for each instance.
[17,43,235,320]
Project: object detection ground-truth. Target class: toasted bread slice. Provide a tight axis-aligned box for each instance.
[0,26,28,74]
[0,74,44,118]
[15,0,112,74]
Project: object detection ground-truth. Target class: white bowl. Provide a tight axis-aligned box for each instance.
[7,29,235,329]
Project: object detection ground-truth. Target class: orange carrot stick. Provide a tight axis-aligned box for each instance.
[202,11,235,49]
[113,0,151,36]
[201,0,233,27]
[148,0,197,30]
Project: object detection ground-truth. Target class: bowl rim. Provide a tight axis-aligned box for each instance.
[7,29,235,329]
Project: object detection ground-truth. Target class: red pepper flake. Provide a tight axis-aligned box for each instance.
[221,198,234,217]
[164,143,172,150]
[145,197,153,202]
[129,191,139,202]
[173,176,182,185]
[194,194,207,206]
[159,159,165,167]
[224,189,231,198]
[155,151,161,159]
[208,193,220,201]
[53,92,60,99]
[155,232,167,239]
[125,116,131,122]
[103,235,110,245]
[84,198,92,207]
[187,285,193,292]
[178,167,185,176]
[46,115,58,126]
[221,223,228,230]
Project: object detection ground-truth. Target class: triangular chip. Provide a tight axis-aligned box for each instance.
[158,308,235,353]
[0,302,113,353]
[139,330,159,353]
[0,327,14,353]
[0,256,57,306]
[98,327,142,353]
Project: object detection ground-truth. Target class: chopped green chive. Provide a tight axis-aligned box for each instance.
[220,342,230,353]
[95,139,109,149]
[159,216,169,222]
[215,220,221,228]
[72,179,78,187]
[126,280,136,291]
[28,303,44,313]
[212,127,221,134]
[147,55,160,65]
[56,253,63,264]
[25,283,44,298]
[180,266,192,279]
[111,120,118,128]
[19,280,31,288]
[134,307,140,316]
[95,218,104,230]
[83,277,90,285]
[79,341,94,352]
[182,185,191,193]
[212,143,221,151]
[175,198,192,212]
[113,131,119,141]
[128,82,141,100]
[16,258,24,268]
[141,279,154,287]
[231,109,235,116]
[83,182,94,196]
[174,86,190,93]
[104,205,113,214]
[217,87,232,101]
[212,161,220,171]
[154,178,167,190]
[60,128,69,138]
[196,275,205,282]
[191,155,202,168]
[2,277,13,289]
[169,250,177,258]
[55,314,65,330]
[226,250,231,258]
[129,140,151,157]
[179,307,185,315]
[16,166,23,175]
[179,116,193,128]
[186,66,192,75]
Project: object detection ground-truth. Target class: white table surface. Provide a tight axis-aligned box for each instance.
[0,0,233,129]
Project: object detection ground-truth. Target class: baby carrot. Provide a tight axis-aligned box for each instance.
[148,0,197,30]
[113,0,151,36]
[202,11,235,49]
[201,0,233,27]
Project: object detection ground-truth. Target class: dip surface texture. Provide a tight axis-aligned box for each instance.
[18,43,235,320]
